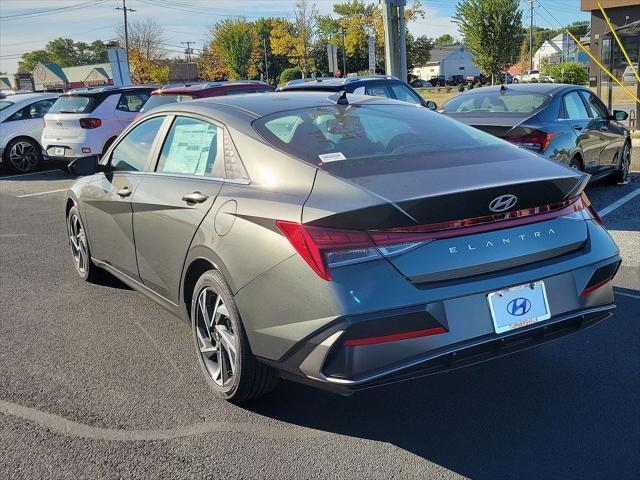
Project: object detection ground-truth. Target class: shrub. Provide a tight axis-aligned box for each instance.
[545,62,589,85]
[458,84,465,92]
[280,67,302,84]
[468,83,474,90]
[474,82,482,89]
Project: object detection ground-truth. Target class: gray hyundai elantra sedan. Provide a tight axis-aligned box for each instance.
[64,92,621,402]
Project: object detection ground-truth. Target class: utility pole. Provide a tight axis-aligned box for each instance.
[381,0,407,80]
[182,41,195,82]
[115,0,135,68]
[263,36,269,83]
[529,0,534,71]
[341,27,347,77]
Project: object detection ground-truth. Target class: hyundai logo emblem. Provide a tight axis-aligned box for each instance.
[507,297,531,316]
[489,194,518,213]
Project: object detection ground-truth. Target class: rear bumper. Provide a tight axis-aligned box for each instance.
[273,304,614,395]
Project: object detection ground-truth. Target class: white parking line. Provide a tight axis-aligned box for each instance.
[17,188,67,198]
[0,169,59,180]
[599,187,640,217]
[615,291,640,301]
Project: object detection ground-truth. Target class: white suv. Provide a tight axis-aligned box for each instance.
[42,86,153,164]
[0,93,59,173]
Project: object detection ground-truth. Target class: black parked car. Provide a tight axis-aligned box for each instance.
[279,75,438,110]
[441,84,631,184]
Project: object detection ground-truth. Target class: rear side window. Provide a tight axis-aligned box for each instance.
[141,94,194,112]
[0,100,14,111]
[117,92,150,112]
[5,98,56,121]
[561,92,589,120]
[443,91,548,114]
[49,95,95,114]
[110,116,165,172]
[365,85,392,98]
[156,116,222,176]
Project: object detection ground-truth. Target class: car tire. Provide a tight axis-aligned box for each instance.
[3,137,42,173]
[191,270,278,402]
[610,142,631,184]
[66,205,102,282]
[569,157,582,170]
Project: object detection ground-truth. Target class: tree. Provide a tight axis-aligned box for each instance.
[18,50,49,72]
[254,18,291,83]
[116,18,165,61]
[17,39,109,72]
[196,44,229,81]
[209,18,256,80]
[454,0,523,82]
[433,34,456,47]
[271,1,318,77]
[127,49,169,84]
[545,62,588,85]
[408,35,433,68]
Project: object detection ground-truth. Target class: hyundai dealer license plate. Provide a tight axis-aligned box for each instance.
[487,281,551,334]
[54,147,65,156]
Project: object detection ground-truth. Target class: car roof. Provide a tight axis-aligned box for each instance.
[3,92,59,104]
[280,75,402,90]
[62,85,156,96]
[457,83,576,96]
[153,81,273,95]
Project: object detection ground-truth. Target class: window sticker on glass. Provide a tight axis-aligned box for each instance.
[163,121,216,175]
[318,152,346,163]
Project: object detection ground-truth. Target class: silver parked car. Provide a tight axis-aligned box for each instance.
[64,92,621,402]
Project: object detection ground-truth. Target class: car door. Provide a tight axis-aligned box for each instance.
[131,115,225,303]
[580,91,622,170]
[559,90,599,172]
[22,97,57,140]
[83,115,166,280]
[114,91,151,128]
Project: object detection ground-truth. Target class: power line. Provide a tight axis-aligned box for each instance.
[0,0,109,21]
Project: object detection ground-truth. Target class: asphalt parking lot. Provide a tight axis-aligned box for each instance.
[0,164,638,479]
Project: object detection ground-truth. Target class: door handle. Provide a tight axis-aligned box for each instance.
[572,125,583,131]
[117,187,132,198]
[599,126,608,131]
[182,191,209,204]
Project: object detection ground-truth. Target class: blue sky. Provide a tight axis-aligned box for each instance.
[0,0,589,73]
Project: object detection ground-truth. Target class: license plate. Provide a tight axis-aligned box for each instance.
[54,147,65,156]
[487,281,550,334]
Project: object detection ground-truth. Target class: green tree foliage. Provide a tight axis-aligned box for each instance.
[210,18,256,80]
[409,35,433,68]
[280,67,303,84]
[271,1,318,77]
[17,39,109,72]
[433,34,456,47]
[454,0,523,81]
[545,62,589,85]
[254,17,291,82]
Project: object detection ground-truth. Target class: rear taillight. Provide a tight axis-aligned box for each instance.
[79,118,102,129]
[277,193,597,281]
[276,221,430,281]
[580,192,604,226]
[505,131,556,153]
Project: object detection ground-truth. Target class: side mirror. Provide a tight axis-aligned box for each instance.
[613,110,628,121]
[68,155,99,176]
[425,100,438,111]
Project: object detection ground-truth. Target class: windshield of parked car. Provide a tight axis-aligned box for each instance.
[48,95,97,114]
[0,100,14,111]
[442,90,548,114]
[254,103,503,166]
[141,93,194,112]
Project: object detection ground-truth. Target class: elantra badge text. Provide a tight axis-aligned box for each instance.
[448,228,556,254]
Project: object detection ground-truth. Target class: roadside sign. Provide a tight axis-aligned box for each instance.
[327,44,338,74]
[368,35,376,73]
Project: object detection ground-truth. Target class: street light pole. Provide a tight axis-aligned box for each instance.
[263,36,269,83]
[529,0,534,71]
[341,27,347,77]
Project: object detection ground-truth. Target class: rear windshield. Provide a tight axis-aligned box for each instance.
[141,93,194,112]
[253,103,503,165]
[0,100,14,111]
[442,90,548,114]
[49,95,96,114]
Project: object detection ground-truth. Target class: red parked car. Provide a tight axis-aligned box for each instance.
[138,80,275,115]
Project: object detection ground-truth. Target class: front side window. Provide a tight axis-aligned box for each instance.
[110,116,165,171]
[389,84,422,105]
[0,100,14,112]
[141,94,194,112]
[561,92,589,120]
[581,92,609,119]
[117,92,150,112]
[156,116,222,176]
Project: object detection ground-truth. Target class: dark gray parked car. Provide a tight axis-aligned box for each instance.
[441,84,632,184]
[64,92,621,402]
